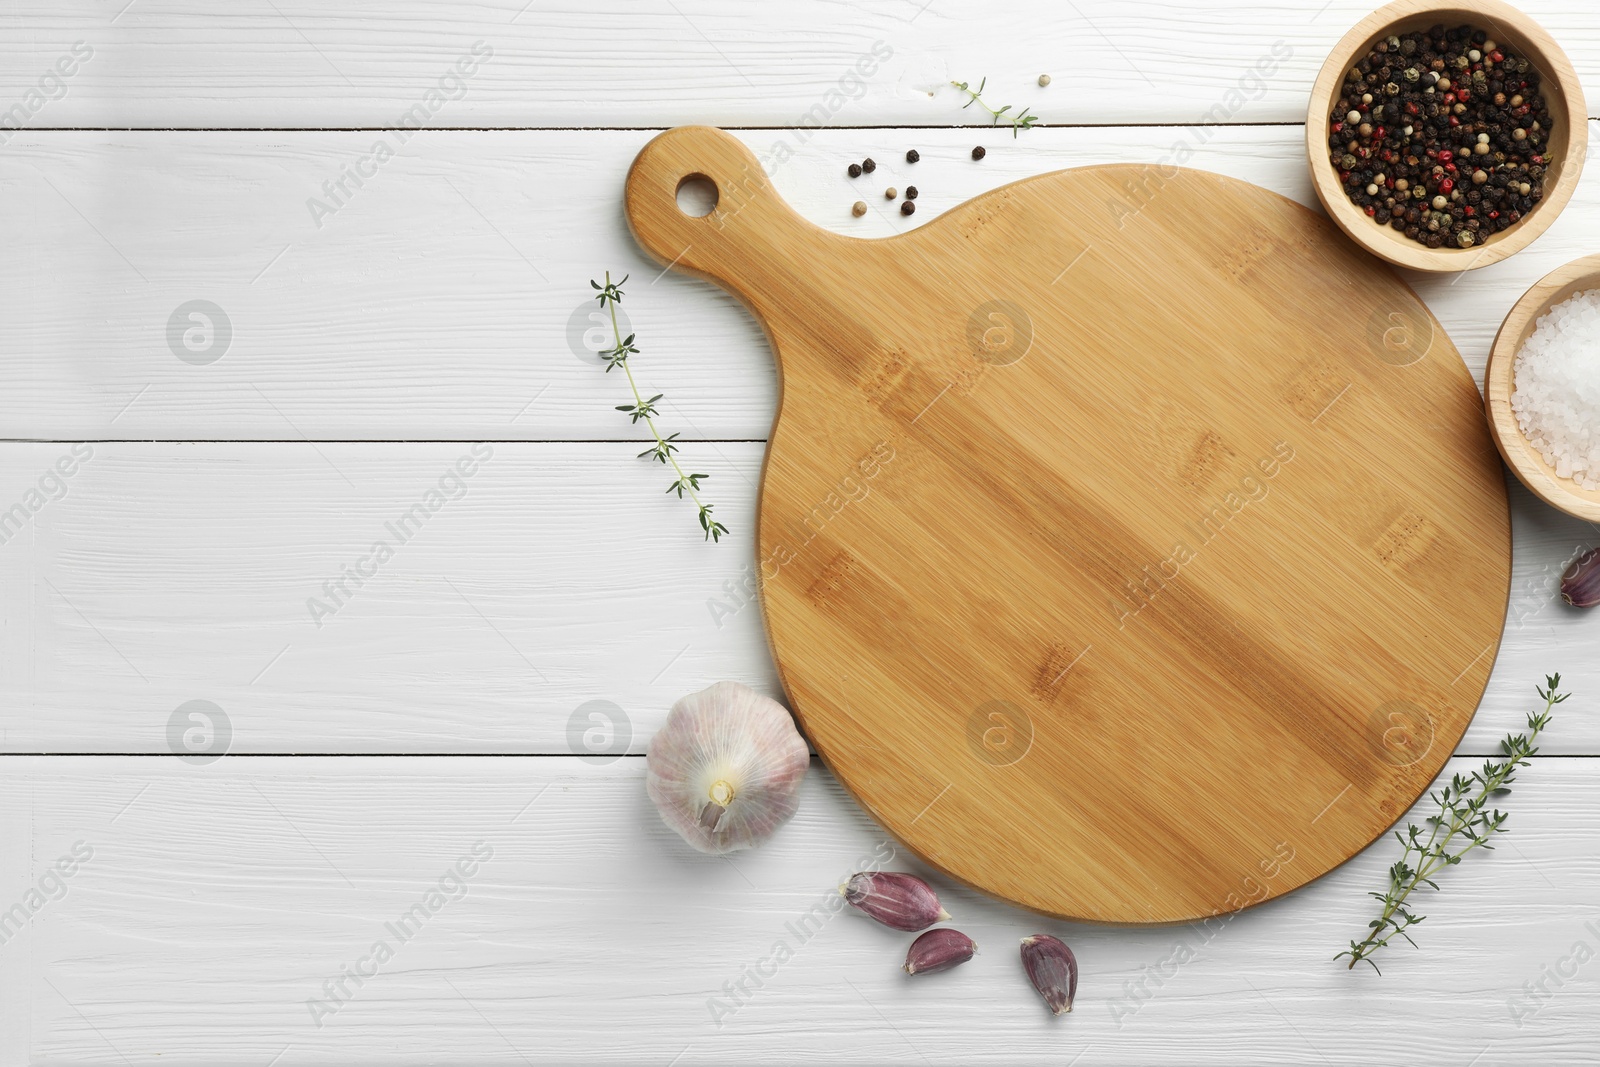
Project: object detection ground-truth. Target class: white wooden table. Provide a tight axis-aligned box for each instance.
[2,2,1599,1062]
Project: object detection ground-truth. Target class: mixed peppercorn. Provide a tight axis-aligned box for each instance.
[1329,25,1553,250]
[843,146,981,218]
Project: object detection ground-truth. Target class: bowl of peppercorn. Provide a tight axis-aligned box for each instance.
[1307,0,1585,272]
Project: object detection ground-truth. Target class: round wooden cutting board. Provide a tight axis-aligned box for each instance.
[625,126,1511,924]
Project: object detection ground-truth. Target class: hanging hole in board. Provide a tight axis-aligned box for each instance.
[675,174,719,218]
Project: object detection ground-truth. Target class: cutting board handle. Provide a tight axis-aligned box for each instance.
[624,126,830,302]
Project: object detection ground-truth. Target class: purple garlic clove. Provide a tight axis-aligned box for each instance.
[840,872,950,931]
[1561,548,1600,608]
[904,928,976,976]
[1021,934,1078,1015]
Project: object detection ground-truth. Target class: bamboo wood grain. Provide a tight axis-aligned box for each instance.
[1485,252,1600,521]
[1306,0,1586,273]
[626,125,1511,924]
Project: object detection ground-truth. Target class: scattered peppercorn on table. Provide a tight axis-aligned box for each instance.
[3,2,1600,1064]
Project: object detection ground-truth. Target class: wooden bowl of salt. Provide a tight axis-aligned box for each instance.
[1485,252,1600,521]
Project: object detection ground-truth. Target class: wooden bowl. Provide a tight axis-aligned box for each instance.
[1307,0,1586,273]
[1485,253,1600,521]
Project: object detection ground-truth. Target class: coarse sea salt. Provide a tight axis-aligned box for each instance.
[1511,289,1600,491]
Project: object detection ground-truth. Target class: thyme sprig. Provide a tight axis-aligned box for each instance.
[1337,674,1569,973]
[590,272,727,542]
[951,77,1038,137]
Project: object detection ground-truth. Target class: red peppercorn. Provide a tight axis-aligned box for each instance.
[1449,116,1460,127]
[1489,210,1499,218]
[1443,93,1456,104]
[1457,89,1470,101]
[1490,50,1503,62]
[1332,121,1344,133]
[1439,178,1454,194]
[1374,126,1386,138]
[1365,206,1376,216]
[1439,150,1453,163]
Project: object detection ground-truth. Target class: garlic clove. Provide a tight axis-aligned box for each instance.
[1561,548,1600,608]
[1021,934,1078,1015]
[645,681,809,854]
[904,928,976,976]
[840,871,950,931]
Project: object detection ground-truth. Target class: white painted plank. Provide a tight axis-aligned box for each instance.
[0,441,773,755]
[5,124,1600,441]
[1,1,1600,128]
[0,754,1596,1063]
[0,442,1594,755]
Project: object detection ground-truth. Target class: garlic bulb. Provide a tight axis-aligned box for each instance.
[646,681,809,854]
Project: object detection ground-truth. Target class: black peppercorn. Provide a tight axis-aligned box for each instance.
[847,163,861,178]
[905,149,920,163]
[905,186,918,200]
[900,201,915,216]
[862,158,877,174]
[971,146,986,160]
